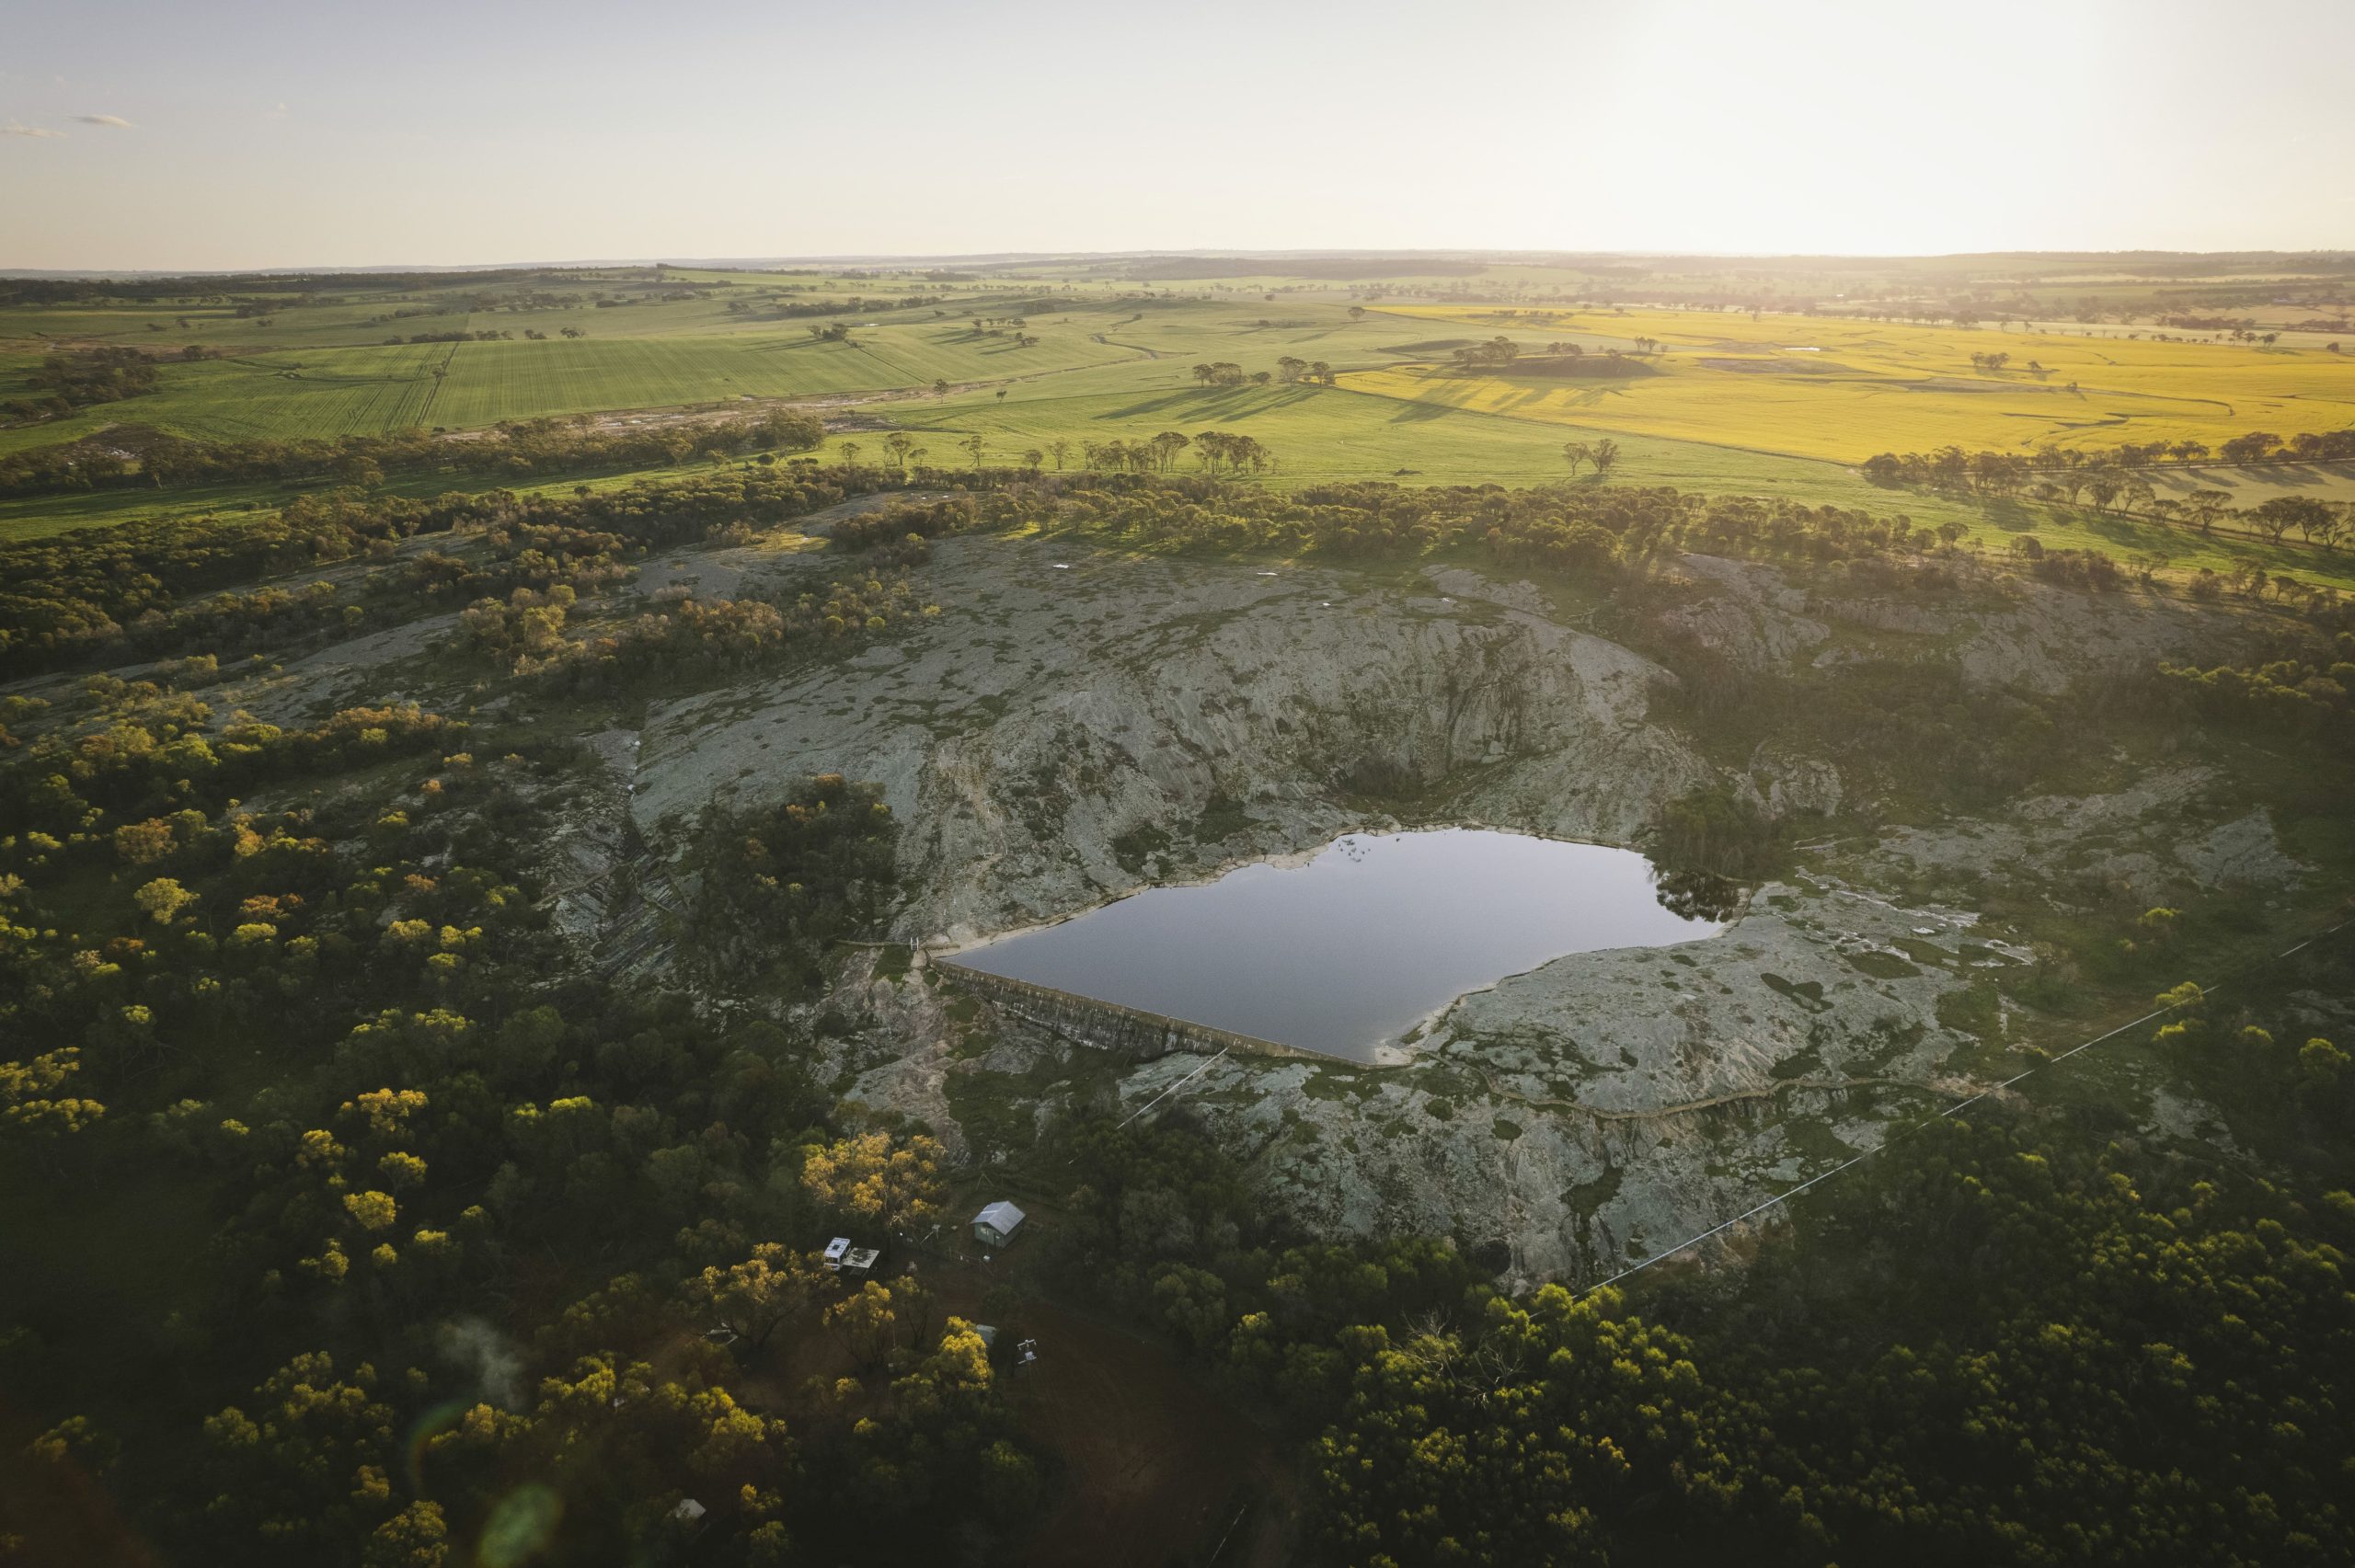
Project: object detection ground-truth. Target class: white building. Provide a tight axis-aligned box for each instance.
[972,1200,1027,1247]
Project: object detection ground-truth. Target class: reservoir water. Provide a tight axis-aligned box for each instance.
[948,829,1726,1062]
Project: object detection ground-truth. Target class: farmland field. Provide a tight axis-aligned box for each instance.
[1347,303,2355,462]
[0,315,1152,453]
[3,259,2351,595]
[423,326,1137,428]
[0,342,454,449]
[10,268,2349,470]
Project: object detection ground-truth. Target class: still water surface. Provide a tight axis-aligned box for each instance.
[950,829,1724,1061]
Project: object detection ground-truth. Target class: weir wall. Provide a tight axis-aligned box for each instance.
[929,959,1328,1064]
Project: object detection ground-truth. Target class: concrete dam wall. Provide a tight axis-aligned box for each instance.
[930,958,1327,1064]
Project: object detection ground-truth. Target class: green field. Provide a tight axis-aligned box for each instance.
[0,311,1155,451]
[5,258,2351,590]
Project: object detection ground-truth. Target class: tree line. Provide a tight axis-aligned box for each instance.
[1864,426,2355,487]
[0,406,826,499]
[1190,356,1338,387]
[3,348,161,423]
[15,461,2348,691]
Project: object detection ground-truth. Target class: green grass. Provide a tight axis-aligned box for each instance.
[0,321,1149,452]
[0,344,449,450]
[832,372,2355,589]
[6,271,2350,589]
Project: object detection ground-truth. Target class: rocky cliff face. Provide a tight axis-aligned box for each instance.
[1665,550,2244,692]
[628,537,1710,943]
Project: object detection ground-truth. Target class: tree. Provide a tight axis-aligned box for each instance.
[1450,337,1518,373]
[963,433,985,470]
[2322,502,2353,552]
[827,1280,900,1368]
[800,1131,946,1230]
[932,378,948,396]
[685,1244,821,1353]
[364,1502,449,1568]
[1589,437,1619,477]
[1347,305,1366,322]
[1048,438,1071,470]
[2184,488,2232,534]
[881,433,915,472]
[837,440,861,473]
[135,876,197,925]
[2,1047,105,1147]
[1310,1288,1725,1566]
[195,1354,404,1561]
[1189,429,1270,475]
[114,817,178,864]
[2250,495,2329,544]
[423,1355,793,1556]
[1561,441,1591,478]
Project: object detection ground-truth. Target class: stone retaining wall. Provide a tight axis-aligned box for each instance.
[930,959,1327,1063]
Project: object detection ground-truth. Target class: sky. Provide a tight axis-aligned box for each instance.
[3,0,2351,271]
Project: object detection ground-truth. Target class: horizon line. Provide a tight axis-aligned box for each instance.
[6,244,2355,281]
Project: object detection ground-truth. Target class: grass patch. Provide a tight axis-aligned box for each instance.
[943,1068,1045,1158]
[1936,979,2005,1041]
[1189,792,1253,843]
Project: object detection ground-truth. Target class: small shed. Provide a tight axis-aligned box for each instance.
[972,1200,1027,1248]
[841,1245,880,1279]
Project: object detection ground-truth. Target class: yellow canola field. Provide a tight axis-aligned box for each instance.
[1348,304,2355,464]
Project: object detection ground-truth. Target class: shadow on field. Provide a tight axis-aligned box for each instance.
[2240,463,2338,492]
[1097,386,1318,421]
[747,337,855,358]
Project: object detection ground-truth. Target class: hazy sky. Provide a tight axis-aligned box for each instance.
[4,0,2350,270]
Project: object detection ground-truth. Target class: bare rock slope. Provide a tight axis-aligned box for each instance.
[615,534,2297,1285]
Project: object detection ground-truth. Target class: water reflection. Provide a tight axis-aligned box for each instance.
[951,829,1729,1062]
